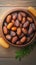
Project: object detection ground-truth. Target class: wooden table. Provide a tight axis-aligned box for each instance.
[0,0,36,65]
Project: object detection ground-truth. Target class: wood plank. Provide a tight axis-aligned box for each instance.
[0,1,36,6]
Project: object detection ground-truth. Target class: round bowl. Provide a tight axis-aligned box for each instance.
[0,7,36,47]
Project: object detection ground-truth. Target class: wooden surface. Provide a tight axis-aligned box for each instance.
[0,0,36,7]
[0,0,36,65]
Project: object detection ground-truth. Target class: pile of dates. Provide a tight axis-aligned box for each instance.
[2,11,36,45]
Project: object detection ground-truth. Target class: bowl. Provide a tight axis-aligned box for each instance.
[0,7,36,47]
